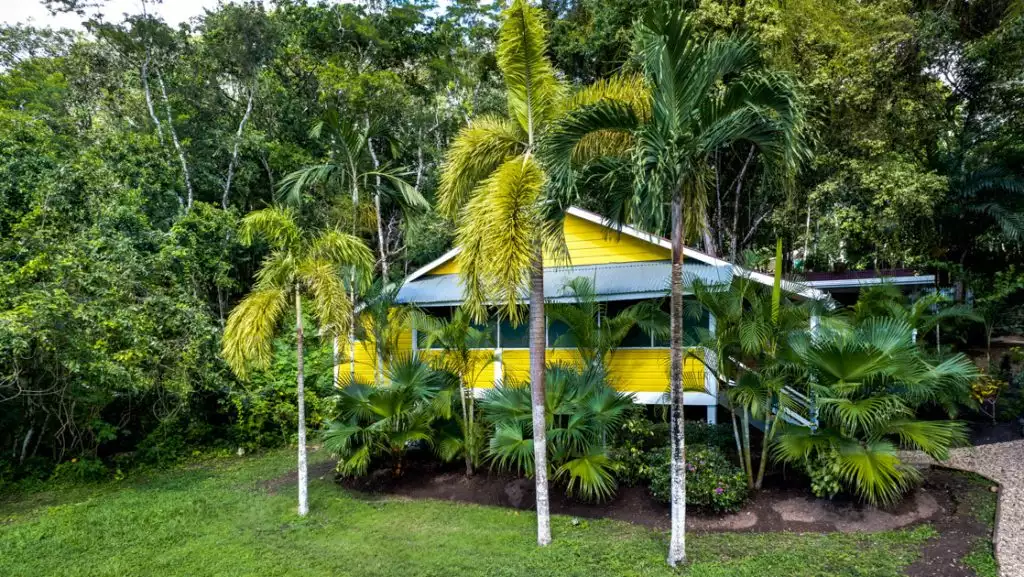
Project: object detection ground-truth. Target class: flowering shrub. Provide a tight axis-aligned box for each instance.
[971,373,1007,422]
[645,446,748,513]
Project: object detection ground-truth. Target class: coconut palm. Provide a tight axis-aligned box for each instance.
[416,308,494,475]
[480,363,633,502]
[322,355,453,477]
[435,0,645,545]
[546,276,668,369]
[222,207,375,516]
[545,9,806,564]
[773,318,976,505]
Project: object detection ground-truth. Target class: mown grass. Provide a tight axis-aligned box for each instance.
[1,449,936,577]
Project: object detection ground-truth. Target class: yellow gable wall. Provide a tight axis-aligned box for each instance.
[428,213,670,276]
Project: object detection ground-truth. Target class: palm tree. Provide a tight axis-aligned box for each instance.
[852,284,981,354]
[354,280,417,384]
[546,276,668,369]
[222,207,375,516]
[774,318,976,505]
[417,308,494,475]
[480,363,633,501]
[323,355,453,478]
[435,0,644,545]
[546,9,806,565]
[278,108,428,385]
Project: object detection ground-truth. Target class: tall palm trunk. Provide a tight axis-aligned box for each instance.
[295,288,309,517]
[529,245,551,546]
[667,196,687,566]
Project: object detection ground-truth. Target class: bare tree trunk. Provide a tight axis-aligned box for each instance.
[223,81,256,209]
[295,288,309,517]
[141,54,164,145]
[155,67,194,211]
[667,196,687,567]
[333,336,340,387]
[729,146,756,263]
[529,244,551,546]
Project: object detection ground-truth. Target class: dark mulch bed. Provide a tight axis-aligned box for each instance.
[324,456,996,577]
[969,419,1024,446]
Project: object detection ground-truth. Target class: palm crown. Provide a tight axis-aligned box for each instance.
[774,317,976,505]
[221,207,375,377]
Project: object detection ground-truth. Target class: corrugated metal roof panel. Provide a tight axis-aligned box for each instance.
[396,261,732,305]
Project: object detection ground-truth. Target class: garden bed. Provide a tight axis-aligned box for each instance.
[333,461,997,577]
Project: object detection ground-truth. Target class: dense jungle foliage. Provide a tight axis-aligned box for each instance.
[1,0,1022,490]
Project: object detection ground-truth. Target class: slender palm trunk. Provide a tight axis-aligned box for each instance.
[755,409,778,490]
[529,245,551,546]
[742,407,754,488]
[295,288,309,517]
[667,197,687,567]
[459,375,474,476]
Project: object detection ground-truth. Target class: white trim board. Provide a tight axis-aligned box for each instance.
[804,275,936,289]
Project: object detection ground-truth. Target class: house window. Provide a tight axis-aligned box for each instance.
[416,306,495,350]
[498,316,530,349]
[547,319,578,348]
[601,299,659,348]
[653,297,708,347]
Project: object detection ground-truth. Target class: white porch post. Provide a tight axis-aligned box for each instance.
[705,313,717,424]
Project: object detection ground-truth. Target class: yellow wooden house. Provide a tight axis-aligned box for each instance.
[348,206,822,423]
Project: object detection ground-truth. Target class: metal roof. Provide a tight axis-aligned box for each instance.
[395,261,733,306]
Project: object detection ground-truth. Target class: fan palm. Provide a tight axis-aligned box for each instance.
[545,8,806,565]
[546,276,668,368]
[435,0,645,545]
[222,207,375,516]
[323,355,453,477]
[417,308,495,475]
[480,363,633,502]
[773,318,976,505]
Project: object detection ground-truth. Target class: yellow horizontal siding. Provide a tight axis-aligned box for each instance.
[498,348,706,393]
[426,214,669,276]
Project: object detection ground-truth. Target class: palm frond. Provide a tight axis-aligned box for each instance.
[437,116,524,220]
[239,207,301,250]
[221,287,289,378]
[556,449,618,502]
[456,154,544,323]
[497,0,565,135]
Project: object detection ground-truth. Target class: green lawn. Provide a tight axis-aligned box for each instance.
[0,450,936,577]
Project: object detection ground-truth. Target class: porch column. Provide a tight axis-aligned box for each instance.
[706,313,717,424]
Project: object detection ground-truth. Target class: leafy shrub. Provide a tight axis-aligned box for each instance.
[609,409,735,486]
[646,446,748,513]
[804,450,843,499]
[50,458,109,483]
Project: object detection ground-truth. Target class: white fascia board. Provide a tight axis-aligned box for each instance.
[804,275,936,289]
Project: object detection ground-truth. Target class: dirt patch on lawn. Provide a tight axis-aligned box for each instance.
[904,468,999,577]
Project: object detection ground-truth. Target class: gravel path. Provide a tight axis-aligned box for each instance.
[902,440,1024,577]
